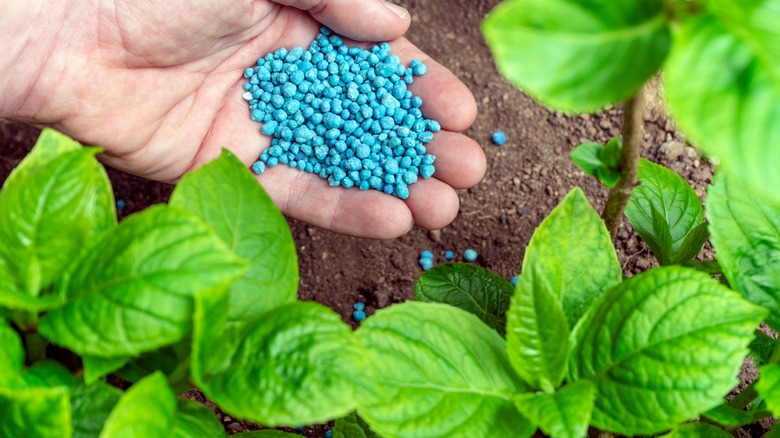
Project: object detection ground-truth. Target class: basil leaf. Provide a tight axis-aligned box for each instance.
[415,263,513,334]
[38,205,248,357]
[100,372,176,438]
[757,364,780,417]
[482,0,670,112]
[707,171,780,329]
[170,149,298,323]
[71,381,122,438]
[703,403,756,428]
[82,356,129,385]
[0,320,23,384]
[173,398,225,438]
[333,412,380,438]
[661,423,732,438]
[0,386,72,438]
[356,301,533,438]
[568,267,767,435]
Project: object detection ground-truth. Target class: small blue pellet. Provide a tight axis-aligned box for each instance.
[492,130,507,146]
[511,275,519,287]
[353,302,366,311]
[251,161,266,174]
[325,430,333,438]
[420,250,433,260]
[116,199,126,210]
[353,309,366,322]
[463,249,478,262]
[444,250,454,260]
[419,257,434,271]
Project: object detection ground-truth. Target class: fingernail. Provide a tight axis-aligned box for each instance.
[383,0,409,19]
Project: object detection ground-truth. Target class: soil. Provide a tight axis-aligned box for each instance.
[1,0,763,436]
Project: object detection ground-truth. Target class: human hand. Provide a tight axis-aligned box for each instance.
[1,0,484,238]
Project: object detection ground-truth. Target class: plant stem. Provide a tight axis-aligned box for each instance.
[602,88,645,238]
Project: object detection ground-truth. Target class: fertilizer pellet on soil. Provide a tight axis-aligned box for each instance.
[492,130,506,145]
[244,28,441,199]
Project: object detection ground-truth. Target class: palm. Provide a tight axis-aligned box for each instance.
[52,1,483,238]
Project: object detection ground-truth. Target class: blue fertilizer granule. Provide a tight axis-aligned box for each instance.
[492,131,506,146]
[463,248,478,262]
[244,27,441,199]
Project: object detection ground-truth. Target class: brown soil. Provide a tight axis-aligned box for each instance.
[1,0,746,436]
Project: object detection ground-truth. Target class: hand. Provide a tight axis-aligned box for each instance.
[1,0,484,238]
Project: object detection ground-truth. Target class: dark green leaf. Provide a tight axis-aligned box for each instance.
[568,267,767,435]
[757,364,780,417]
[414,263,513,334]
[100,372,176,437]
[82,356,129,385]
[173,399,225,438]
[482,0,670,112]
[625,159,705,265]
[600,136,622,168]
[195,302,365,426]
[356,301,533,438]
[233,432,301,437]
[664,14,780,205]
[114,347,180,383]
[71,381,122,438]
[749,329,776,366]
[514,380,595,438]
[661,423,732,438]
[680,260,723,276]
[0,387,72,437]
[707,171,780,329]
[170,149,298,323]
[703,403,755,428]
[5,360,74,391]
[0,146,115,297]
[38,205,248,357]
[333,412,380,438]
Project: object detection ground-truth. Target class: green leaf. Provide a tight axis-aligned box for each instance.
[100,372,176,438]
[661,422,732,438]
[757,364,780,417]
[570,138,622,188]
[705,0,780,72]
[0,320,23,382]
[173,398,226,438]
[520,188,621,325]
[749,329,776,366]
[513,380,595,438]
[82,356,129,384]
[4,128,82,187]
[570,143,604,177]
[170,149,298,323]
[6,360,74,391]
[233,432,301,437]
[506,260,570,391]
[703,403,755,428]
[195,302,365,426]
[568,267,767,435]
[0,145,115,297]
[355,301,533,438]
[414,263,513,334]
[625,159,706,265]
[115,347,181,383]
[482,0,670,112]
[0,386,72,438]
[333,412,380,438]
[38,205,248,357]
[71,381,122,438]
[707,171,780,328]
[664,14,780,205]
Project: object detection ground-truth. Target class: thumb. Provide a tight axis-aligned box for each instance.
[274,0,411,41]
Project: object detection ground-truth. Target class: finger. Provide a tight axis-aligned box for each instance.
[272,0,411,42]
[425,131,486,189]
[257,165,414,239]
[389,38,478,132]
[403,177,460,230]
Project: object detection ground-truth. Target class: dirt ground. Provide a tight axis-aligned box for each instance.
[2,0,757,436]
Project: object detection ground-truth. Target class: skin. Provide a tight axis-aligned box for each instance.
[0,0,485,239]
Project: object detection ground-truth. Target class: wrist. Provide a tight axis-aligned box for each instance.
[0,1,72,122]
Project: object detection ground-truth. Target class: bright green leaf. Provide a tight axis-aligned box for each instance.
[333,412,380,438]
[0,386,72,438]
[414,263,513,334]
[570,143,604,177]
[703,403,756,428]
[82,356,129,384]
[233,432,301,437]
[482,0,670,112]
[708,171,780,329]
[4,128,81,188]
[6,360,74,391]
[38,205,248,357]
[705,0,780,73]
[568,267,767,435]
[173,398,226,438]
[625,159,706,265]
[170,149,298,323]
[356,301,533,438]
[195,302,365,426]
[0,320,23,383]
[757,364,780,417]
[662,422,732,438]
[570,138,622,188]
[664,14,780,205]
[0,146,115,296]
[514,380,595,438]
[520,188,621,325]
[100,372,176,438]
[71,381,122,438]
